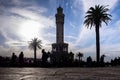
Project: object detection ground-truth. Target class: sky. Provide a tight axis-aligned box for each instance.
[0,0,120,61]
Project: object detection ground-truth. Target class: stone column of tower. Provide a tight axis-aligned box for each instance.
[56,7,64,43]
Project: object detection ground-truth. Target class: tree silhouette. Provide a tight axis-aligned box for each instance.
[29,38,42,64]
[77,52,83,63]
[84,5,111,63]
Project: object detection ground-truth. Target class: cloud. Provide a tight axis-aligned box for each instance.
[82,0,118,12]
[75,26,95,47]
[0,0,56,57]
[1,2,55,40]
[0,45,22,57]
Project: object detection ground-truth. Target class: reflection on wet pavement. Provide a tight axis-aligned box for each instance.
[0,67,120,80]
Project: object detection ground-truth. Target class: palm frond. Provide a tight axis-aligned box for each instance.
[84,5,111,29]
[29,38,42,50]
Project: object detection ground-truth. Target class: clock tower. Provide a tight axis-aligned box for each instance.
[51,7,68,65]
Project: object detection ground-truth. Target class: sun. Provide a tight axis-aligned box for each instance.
[19,20,42,41]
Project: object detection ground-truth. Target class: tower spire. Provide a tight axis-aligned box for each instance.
[58,0,62,7]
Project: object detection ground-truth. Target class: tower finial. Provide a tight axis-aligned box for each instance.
[58,0,61,7]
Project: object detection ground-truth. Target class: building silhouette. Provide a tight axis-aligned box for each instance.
[51,6,69,66]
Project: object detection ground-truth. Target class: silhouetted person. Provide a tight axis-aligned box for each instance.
[11,52,17,66]
[87,56,92,67]
[100,55,105,62]
[0,56,4,66]
[67,52,74,66]
[47,51,51,57]
[118,57,120,65]
[100,55,105,66]
[69,52,74,62]
[19,51,24,66]
[41,49,49,66]
[113,57,118,66]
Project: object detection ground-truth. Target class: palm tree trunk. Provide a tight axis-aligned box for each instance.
[34,47,37,64]
[79,56,80,62]
[78,56,80,66]
[95,26,100,63]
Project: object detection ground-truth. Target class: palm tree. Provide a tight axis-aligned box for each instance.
[84,5,111,63]
[29,38,42,64]
[77,52,83,62]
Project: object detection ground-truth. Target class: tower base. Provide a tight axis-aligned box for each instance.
[52,43,68,53]
[50,43,69,66]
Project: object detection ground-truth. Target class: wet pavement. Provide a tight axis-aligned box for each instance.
[0,67,120,80]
